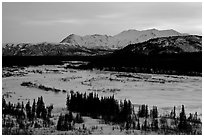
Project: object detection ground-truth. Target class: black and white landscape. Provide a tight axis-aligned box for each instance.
[2,2,202,135]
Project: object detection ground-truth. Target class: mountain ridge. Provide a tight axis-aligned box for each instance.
[2,35,201,56]
[115,35,202,55]
[2,42,114,56]
[60,29,185,49]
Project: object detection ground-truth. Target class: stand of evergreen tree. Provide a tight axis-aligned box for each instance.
[2,97,25,120]
[66,92,133,123]
[56,112,84,131]
[3,94,202,134]
[2,96,53,128]
[57,112,74,131]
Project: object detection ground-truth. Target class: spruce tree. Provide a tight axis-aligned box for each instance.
[173,106,176,119]
[36,97,41,118]
[137,118,140,130]
[68,111,73,122]
[66,94,70,110]
[144,119,147,131]
[152,106,158,118]
[145,105,148,118]
[178,105,188,132]
[57,114,63,130]
[31,99,36,119]
[26,101,31,120]
[47,105,53,118]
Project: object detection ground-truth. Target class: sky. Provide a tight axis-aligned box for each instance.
[2,2,202,43]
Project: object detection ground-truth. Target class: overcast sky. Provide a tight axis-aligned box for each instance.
[2,2,202,43]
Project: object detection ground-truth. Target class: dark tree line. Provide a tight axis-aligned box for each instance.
[2,96,53,128]
[21,82,61,93]
[66,91,133,123]
[3,92,202,134]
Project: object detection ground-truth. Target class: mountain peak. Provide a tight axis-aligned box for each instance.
[147,28,158,31]
[119,29,139,33]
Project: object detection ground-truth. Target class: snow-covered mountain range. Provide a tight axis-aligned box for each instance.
[60,29,184,49]
[3,29,201,57]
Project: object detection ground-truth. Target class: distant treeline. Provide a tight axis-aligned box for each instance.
[85,52,202,76]
[2,56,93,67]
[3,52,202,76]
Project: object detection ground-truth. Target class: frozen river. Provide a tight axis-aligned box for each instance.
[2,65,202,117]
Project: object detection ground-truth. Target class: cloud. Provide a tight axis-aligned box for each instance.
[23,18,86,25]
[97,13,125,19]
[3,2,202,43]
[55,19,79,24]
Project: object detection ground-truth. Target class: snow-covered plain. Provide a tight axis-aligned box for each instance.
[2,65,202,117]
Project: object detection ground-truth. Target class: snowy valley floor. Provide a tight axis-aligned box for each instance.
[2,65,202,134]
